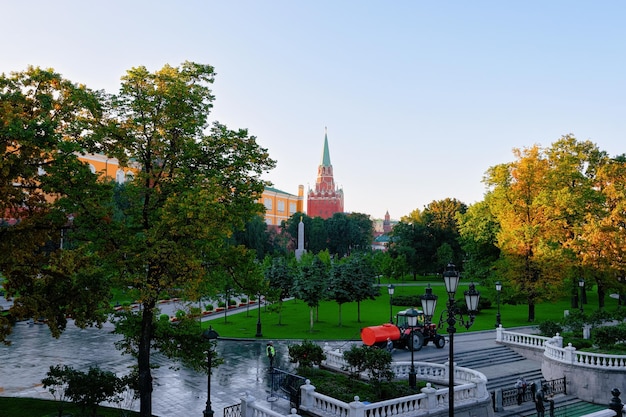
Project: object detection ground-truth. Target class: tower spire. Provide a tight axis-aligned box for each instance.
[321,127,331,167]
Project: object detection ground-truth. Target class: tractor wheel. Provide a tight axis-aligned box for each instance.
[408,332,424,351]
[434,335,446,349]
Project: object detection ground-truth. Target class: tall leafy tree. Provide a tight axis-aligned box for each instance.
[100,62,275,417]
[264,255,295,325]
[485,145,556,321]
[0,67,110,343]
[457,197,501,285]
[328,261,351,326]
[345,252,379,322]
[294,254,328,332]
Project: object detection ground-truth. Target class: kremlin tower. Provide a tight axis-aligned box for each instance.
[307,128,344,219]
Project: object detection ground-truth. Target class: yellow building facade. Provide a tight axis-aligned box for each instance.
[260,185,304,226]
[80,153,303,226]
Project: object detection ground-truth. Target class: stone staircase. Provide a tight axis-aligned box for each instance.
[413,344,607,416]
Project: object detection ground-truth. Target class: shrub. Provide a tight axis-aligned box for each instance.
[342,345,395,399]
[537,320,563,337]
[43,365,127,417]
[288,340,326,369]
[205,304,214,311]
[228,299,237,306]
[240,298,248,303]
[592,323,626,349]
[390,295,422,307]
[218,301,226,308]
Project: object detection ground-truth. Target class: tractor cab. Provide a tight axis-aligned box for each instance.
[395,308,425,330]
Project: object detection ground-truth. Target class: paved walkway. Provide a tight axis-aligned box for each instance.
[0,296,538,417]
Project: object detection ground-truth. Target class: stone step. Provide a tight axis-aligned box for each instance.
[487,369,544,392]
[420,345,527,369]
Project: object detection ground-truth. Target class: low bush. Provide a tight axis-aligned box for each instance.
[288,340,326,369]
[537,320,563,337]
[592,323,626,349]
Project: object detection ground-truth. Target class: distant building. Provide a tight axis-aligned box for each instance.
[260,185,304,226]
[307,128,344,219]
[372,211,397,251]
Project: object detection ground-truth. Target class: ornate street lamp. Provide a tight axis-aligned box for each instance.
[579,278,585,313]
[388,284,395,323]
[405,307,420,389]
[255,291,263,337]
[495,281,502,327]
[420,284,438,325]
[436,263,480,417]
[202,326,219,417]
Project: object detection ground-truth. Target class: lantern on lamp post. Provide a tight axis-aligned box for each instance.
[405,307,420,389]
[495,281,502,327]
[387,284,395,323]
[201,326,219,417]
[436,263,480,417]
[579,278,585,313]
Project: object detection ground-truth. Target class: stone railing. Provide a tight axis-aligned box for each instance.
[315,346,491,417]
[544,340,626,370]
[299,379,487,417]
[495,325,553,348]
[240,392,299,417]
[322,346,486,389]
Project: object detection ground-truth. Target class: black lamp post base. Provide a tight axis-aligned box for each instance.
[409,372,416,389]
[203,407,214,417]
[255,322,263,337]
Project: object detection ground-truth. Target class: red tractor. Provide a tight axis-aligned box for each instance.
[360,308,446,351]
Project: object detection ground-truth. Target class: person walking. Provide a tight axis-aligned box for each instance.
[266,341,276,369]
[515,377,527,405]
[386,337,394,354]
[535,382,554,417]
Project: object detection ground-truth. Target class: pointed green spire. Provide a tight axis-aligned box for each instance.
[321,127,332,167]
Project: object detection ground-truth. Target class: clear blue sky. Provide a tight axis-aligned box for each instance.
[2,1,624,220]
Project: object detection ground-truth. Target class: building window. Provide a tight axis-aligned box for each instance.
[125,171,134,182]
[89,164,96,174]
[264,198,272,210]
[277,201,285,213]
[289,203,296,214]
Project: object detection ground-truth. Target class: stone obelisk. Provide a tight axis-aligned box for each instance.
[295,216,305,261]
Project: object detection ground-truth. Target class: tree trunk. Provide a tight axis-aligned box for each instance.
[309,308,314,332]
[598,286,605,309]
[138,301,155,417]
[357,301,361,323]
[528,302,535,322]
[338,303,342,327]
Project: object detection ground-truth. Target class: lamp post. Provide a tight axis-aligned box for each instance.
[255,292,263,337]
[579,278,585,313]
[405,307,420,389]
[420,284,438,325]
[438,263,480,417]
[495,281,502,327]
[388,284,395,323]
[202,326,219,417]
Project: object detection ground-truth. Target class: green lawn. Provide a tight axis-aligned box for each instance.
[0,397,138,417]
[205,282,609,340]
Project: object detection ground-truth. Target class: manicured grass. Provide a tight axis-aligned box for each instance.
[206,282,610,340]
[0,396,138,417]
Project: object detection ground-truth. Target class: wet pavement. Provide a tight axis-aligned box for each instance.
[0,298,350,417]
[0,296,535,417]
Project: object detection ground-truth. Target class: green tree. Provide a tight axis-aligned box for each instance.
[457,198,501,285]
[264,255,294,325]
[100,62,275,417]
[328,261,351,326]
[294,255,328,332]
[0,67,111,343]
[345,253,379,322]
